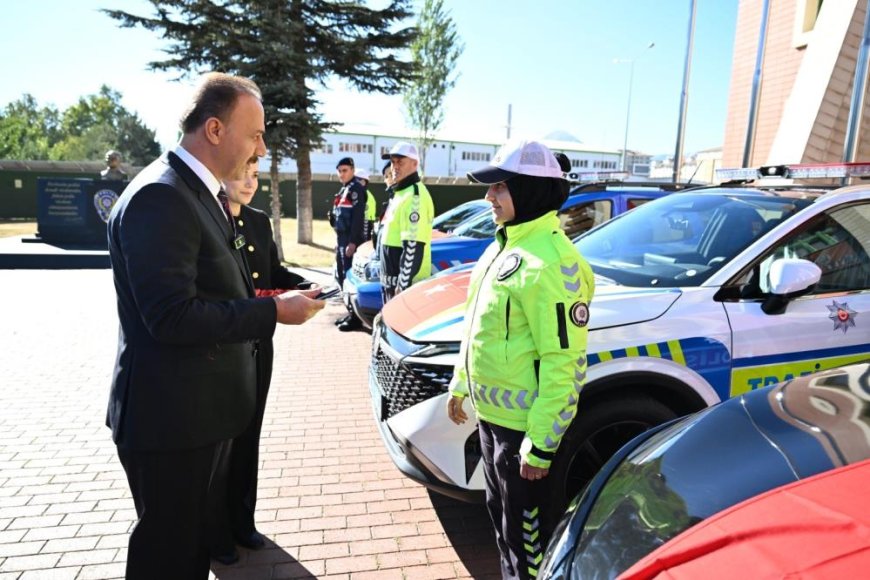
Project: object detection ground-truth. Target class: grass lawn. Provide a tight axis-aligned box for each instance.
[0,218,335,268]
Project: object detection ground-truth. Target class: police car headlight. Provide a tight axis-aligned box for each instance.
[364,260,381,281]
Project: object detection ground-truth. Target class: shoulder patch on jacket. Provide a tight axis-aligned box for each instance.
[497,253,522,280]
[570,301,590,327]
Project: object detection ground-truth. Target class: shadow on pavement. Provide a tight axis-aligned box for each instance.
[211,538,315,579]
[429,490,501,579]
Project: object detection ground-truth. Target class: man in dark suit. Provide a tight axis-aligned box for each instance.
[106,72,324,580]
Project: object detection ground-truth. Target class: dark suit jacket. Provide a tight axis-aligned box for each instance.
[235,205,310,291]
[106,152,278,451]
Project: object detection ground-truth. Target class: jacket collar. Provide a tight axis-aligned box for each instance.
[394,172,420,192]
[496,211,560,249]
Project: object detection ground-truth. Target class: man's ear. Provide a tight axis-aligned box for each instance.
[204,117,223,145]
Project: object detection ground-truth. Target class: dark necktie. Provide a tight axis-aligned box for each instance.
[216,190,237,235]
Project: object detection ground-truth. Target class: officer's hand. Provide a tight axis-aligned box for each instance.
[447,396,468,425]
[520,458,549,481]
[273,288,325,325]
[345,243,357,258]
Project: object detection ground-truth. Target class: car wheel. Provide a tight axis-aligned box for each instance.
[545,395,678,529]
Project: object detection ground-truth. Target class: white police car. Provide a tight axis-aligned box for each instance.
[368,163,870,522]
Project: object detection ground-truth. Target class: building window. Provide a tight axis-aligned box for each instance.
[461,151,492,162]
[311,143,333,155]
[338,142,373,154]
[570,159,589,168]
[793,0,823,48]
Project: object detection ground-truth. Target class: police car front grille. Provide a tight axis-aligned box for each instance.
[374,347,452,419]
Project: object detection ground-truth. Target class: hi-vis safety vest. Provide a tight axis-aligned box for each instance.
[449,212,595,469]
[380,180,434,284]
[365,190,376,222]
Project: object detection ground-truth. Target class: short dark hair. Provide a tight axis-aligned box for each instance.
[382,161,391,175]
[180,73,262,134]
[337,157,355,169]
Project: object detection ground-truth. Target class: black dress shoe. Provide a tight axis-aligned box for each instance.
[211,549,239,566]
[334,314,351,326]
[236,530,266,550]
[338,317,362,332]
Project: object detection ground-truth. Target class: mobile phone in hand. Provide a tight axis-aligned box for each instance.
[314,287,341,301]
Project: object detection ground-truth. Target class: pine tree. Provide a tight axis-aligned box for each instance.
[104,0,417,255]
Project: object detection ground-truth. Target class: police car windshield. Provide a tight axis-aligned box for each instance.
[452,210,498,239]
[575,191,812,288]
[432,200,488,232]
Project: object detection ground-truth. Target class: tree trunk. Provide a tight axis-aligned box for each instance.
[269,147,284,262]
[295,138,313,244]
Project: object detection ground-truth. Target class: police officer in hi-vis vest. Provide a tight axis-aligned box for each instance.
[447,139,594,580]
[377,142,434,302]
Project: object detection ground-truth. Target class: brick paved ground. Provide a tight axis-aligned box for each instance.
[0,269,499,579]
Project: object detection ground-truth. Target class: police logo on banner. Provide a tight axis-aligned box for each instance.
[570,302,589,327]
[93,189,119,223]
[409,211,420,223]
[497,253,522,280]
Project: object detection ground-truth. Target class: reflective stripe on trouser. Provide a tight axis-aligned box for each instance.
[478,421,550,580]
[334,232,353,287]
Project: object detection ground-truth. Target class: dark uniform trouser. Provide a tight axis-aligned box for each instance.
[118,440,228,580]
[479,421,551,580]
[209,340,273,552]
[335,231,353,287]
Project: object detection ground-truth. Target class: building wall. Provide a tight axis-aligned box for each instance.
[723,0,870,167]
[722,0,804,167]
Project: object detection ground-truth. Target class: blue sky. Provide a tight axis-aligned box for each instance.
[1,1,738,156]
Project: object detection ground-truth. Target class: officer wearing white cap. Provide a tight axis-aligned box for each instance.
[378,141,434,302]
[447,139,594,580]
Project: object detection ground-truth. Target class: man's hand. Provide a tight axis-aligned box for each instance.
[345,243,357,258]
[519,458,549,481]
[446,396,468,425]
[273,288,325,325]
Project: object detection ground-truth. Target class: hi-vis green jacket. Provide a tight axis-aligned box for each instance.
[449,212,595,469]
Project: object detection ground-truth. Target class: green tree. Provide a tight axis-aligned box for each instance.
[104,0,418,255]
[0,95,61,160]
[403,0,463,174]
[0,87,160,166]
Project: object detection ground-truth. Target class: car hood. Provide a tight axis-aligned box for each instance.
[381,271,682,343]
[544,364,870,579]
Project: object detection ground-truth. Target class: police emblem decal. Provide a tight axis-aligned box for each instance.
[351,191,358,201]
[827,300,857,333]
[570,302,589,327]
[497,253,522,280]
[93,189,119,223]
[409,211,420,223]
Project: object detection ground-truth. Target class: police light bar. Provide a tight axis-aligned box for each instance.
[567,171,629,182]
[716,162,870,181]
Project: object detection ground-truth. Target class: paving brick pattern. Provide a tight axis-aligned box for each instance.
[0,270,499,579]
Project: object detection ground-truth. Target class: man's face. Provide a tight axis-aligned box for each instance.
[336,164,354,185]
[220,93,266,181]
[390,155,417,183]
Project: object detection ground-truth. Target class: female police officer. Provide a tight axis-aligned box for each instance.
[447,140,594,580]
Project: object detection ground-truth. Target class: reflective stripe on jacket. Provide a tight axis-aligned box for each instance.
[449,212,595,469]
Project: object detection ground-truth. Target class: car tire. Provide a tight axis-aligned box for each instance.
[545,395,678,531]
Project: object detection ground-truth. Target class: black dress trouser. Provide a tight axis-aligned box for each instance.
[209,339,274,552]
[478,421,552,580]
[118,440,228,580]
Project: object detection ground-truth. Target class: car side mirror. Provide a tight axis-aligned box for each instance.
[762,258,822,315]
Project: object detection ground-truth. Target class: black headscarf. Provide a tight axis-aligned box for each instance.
[504,153,570,225]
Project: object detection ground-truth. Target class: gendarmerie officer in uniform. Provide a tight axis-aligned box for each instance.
[330,157,367,331]
[209,157,314,564]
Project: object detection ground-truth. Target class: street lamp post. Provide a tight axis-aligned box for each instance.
[616,42,655,174]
